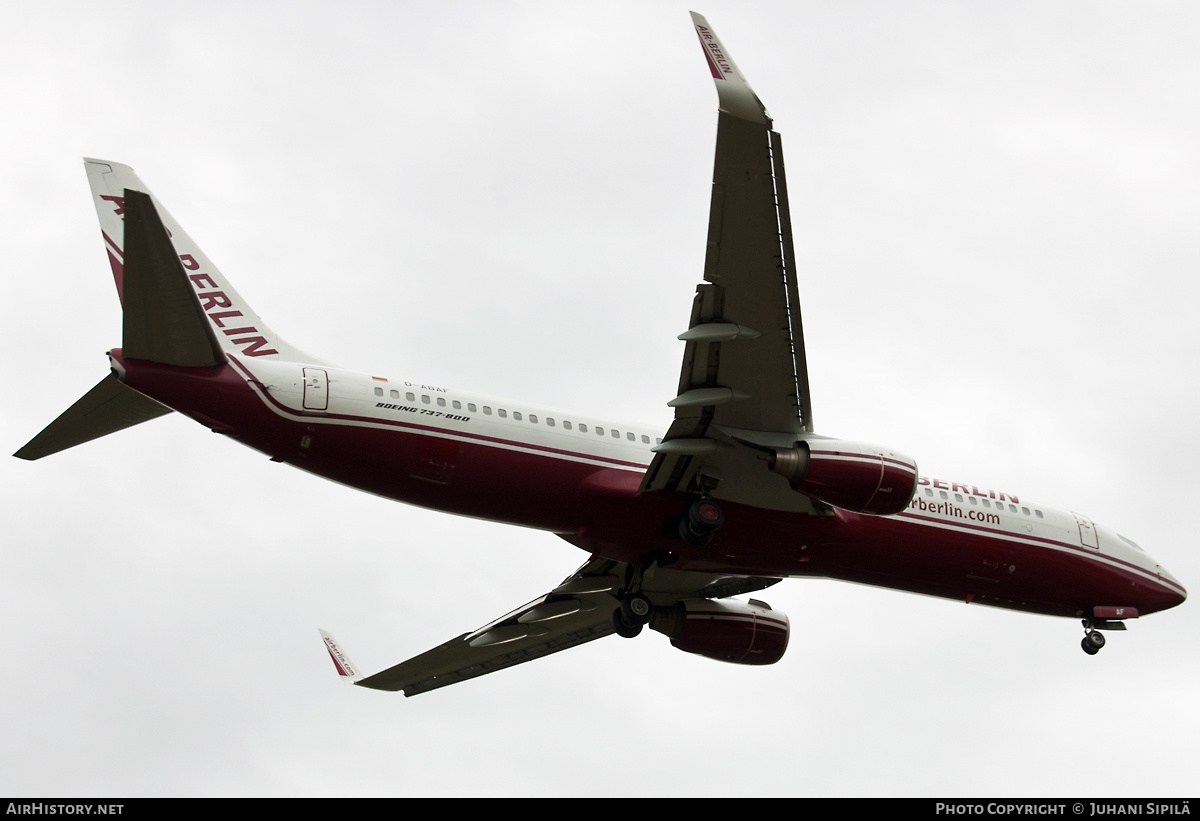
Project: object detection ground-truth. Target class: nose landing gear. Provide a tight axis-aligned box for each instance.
[1080,617,1125,655]
[1081,628,1106,655]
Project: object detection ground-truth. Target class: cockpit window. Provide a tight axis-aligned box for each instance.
[1119,534,1145,552]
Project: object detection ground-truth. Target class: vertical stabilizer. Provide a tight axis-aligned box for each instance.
[120,189,226,367]
[84,159,320,364]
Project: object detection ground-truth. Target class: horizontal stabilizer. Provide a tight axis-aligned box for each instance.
[14,373,171,460]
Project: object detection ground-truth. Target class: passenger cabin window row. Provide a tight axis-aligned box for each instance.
[922,487,1043,518]
[369,384,667,446]
[377,384,662,445]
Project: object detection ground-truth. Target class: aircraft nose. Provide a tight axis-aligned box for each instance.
[1151,565,1186,613]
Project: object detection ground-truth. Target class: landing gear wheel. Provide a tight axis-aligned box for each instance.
[677,522,713,547]
[611,608,643,639]
[678,497,724,546]
[621,593,654,626]
[689,498,724,530]
[1082,630,1106,655]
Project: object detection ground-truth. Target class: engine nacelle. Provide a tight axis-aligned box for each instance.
[770,439,918,515]
[652,598,790,666]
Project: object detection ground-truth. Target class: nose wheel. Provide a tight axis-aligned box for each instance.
[1080,618,1121,655]
[1081,629,1106,655]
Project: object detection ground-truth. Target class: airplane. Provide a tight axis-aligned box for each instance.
[16,13,1186,696]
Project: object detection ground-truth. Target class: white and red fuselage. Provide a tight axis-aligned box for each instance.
[108,347,1186,622]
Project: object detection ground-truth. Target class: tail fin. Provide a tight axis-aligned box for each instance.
[15,159,322,461]
[120,188,227,367]
[85,158,315,364]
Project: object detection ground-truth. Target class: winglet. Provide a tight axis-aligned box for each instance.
[319,630,364,684]
[690,12,770,124]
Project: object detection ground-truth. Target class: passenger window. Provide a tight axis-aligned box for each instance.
[611,429,620,439]
[641,435,649,444]
[563,421,572,430]
[374,387,383,396]
[467,403,477,412]
[421,395,431,405]
[437,398,446,407]
[498,409,507,418]
[406,392,415,402]
[452,400,461,410]
[512,411,522,421]
[390,389,399,399]
[579,424,588,433]
[547,418,555,427]
[596,427,605,436]
[627,432,635,441]
[529,415,538,424]
[483,406,492,415]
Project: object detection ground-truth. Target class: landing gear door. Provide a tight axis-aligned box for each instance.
[302,367,329,412]
[1072,511,1099,549]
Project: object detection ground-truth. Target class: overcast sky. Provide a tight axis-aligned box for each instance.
[4,0,1199,797]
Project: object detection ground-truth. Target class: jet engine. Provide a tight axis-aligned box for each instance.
[769,440,918,516]
[651,598,790,665]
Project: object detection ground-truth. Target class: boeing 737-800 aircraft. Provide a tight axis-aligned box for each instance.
[16,14,1185,696]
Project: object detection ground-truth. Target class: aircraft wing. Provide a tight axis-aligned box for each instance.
[321,558,780,696]
[639,13,814,510]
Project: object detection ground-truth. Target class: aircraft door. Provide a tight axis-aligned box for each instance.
[1072,511,1099,549]
[302,367,329,412]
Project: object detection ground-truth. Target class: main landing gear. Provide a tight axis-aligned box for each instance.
[611,592,654,639]
[663,495,725,547]
[616,495,726,637]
